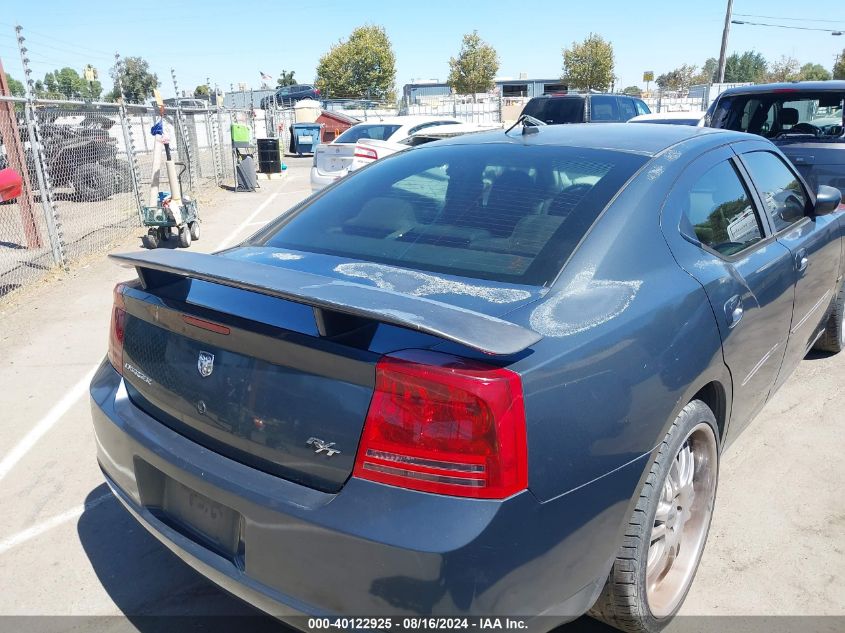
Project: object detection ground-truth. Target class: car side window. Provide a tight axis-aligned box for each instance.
[618,98,637,121]
[741,151,808,232]
[589,95,620,122]
[634,99,650,116]
[681,160,764,257]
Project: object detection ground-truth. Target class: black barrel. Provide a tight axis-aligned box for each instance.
[257,138,282,173]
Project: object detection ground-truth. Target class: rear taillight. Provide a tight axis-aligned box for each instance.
[353,351,528,499]
[354,146,378,161]
[108,283,127,374]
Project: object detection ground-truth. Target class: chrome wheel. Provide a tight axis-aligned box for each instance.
[646,422,717,618]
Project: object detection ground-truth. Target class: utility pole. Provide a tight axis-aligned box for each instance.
[717,0,734,83]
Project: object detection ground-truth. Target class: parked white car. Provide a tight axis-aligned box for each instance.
[310,116,463,191]
[628,111,706,126]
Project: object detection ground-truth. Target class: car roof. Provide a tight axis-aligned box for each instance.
[718,81,845,96]
[629,112,704,121]
[430,122,745,157]
[350,115,460,126]
[531,93,638,100]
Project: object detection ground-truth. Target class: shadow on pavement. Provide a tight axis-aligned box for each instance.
[77,485,285,632]
[803,348,836,362]
[78,485,615,633]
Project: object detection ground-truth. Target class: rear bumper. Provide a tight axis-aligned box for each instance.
[310,167,343,192]
[90,360,643,626]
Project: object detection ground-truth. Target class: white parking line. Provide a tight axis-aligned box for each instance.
[0,492,114,555]
[0,364,99,483]
[215,192,279,251]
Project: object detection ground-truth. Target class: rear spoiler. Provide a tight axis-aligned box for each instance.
[110,250,542,356]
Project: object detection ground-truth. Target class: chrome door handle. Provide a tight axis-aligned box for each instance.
[796,249,809,273]
[725,295,743,329]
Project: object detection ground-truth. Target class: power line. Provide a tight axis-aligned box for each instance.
[731,19,843,34]
[734,13,845,25]
[17,37,114,64]
[10,26,115,58]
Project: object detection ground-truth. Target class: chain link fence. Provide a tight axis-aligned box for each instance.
[0,94,247,302]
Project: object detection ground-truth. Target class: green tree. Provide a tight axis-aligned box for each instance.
[655,64,697,92]
[43,71,59,97]
[55,67,82,97]
[723,51,767,83]
[80,80,103,100]
[447,31,499,99]
[277,70,296,87]
[194,84,210,98]
[767,56,800,82]
[562,33,615,91]
[110,56,159,103]
[3,74,25,96]
[833,50,845,80]
[315,25,396,100]
[798,63,831,81]
[621,85,642,96]
[693,57,718,84]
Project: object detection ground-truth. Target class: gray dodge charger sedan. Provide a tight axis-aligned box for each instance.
[90,123,844,632]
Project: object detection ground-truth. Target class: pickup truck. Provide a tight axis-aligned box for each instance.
[705,81,845,196]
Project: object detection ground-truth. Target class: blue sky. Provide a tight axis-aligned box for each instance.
[1,0,843,98]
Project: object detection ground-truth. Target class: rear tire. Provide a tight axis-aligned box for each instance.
[142,229,159,249]
[813,281,845,354]
[105,159,133,192]
[72,164,114,200]
[589,400,719,633]
[178,226,191,248]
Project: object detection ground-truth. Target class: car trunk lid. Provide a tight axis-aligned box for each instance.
[112,249,542,493]
[313,142,359,179]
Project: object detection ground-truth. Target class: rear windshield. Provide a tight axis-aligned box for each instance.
[522,97,585,124]
[335,124,403,143]
[254,143,647,286]
[710,92,844,139]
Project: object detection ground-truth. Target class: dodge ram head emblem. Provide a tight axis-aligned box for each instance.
[197,351,215,378]
[307,437,341,457]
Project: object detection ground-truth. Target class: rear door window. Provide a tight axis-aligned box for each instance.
[589,95,621,122]
[681,159,764,257]
[741,151,808,232]
[255,144,648,285]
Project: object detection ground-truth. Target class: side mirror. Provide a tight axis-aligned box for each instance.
[0,168,23,202]
[815,185,842,216]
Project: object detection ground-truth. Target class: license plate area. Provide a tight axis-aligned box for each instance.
[135,458,244,564]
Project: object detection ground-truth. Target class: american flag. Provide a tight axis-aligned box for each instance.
[260,71,272,81]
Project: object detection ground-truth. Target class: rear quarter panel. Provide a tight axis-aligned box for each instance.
[507,147,731,503]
